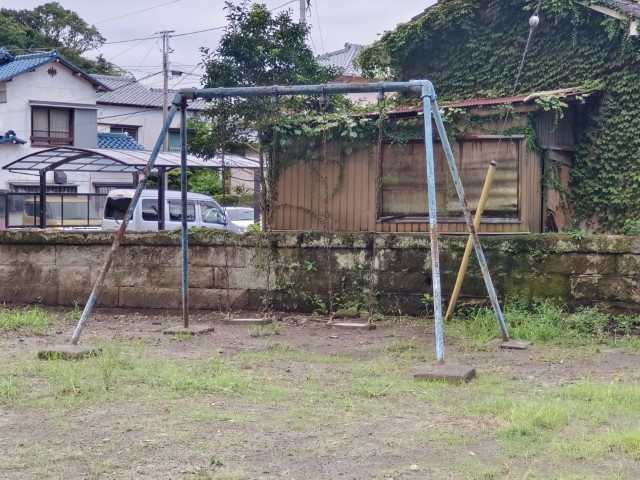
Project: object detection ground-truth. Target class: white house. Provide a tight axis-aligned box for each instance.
[95,74,207,151]
[95,75,258,195]
[0,49,142,194]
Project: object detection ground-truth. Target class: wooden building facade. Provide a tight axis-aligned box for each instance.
[272,96,583,234]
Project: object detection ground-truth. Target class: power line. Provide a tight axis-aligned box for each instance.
[98,107,163,121]
[103,35,160,45]
[95,0,183,25]
[172,63,203,89]
[100,0,299,46]
[313,0,325,54]
[109,37,157,62]
[170,26,224,38]
[272,0,298,12]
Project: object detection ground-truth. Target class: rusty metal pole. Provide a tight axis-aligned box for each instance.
[71,98,181,345]
[180,97,190,328]
[431,100,510,341]
[445,161,497,321]
[421,84,445,363]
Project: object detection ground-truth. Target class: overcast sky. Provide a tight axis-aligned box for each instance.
[14,0,435,88]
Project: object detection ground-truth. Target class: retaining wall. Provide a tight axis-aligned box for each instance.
[0,230,638,314]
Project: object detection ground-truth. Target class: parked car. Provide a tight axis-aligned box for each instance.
[102,189,242,233]
[224,207,257,233]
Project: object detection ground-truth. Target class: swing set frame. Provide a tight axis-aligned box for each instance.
[71,80,510,364]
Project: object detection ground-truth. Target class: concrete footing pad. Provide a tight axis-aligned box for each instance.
[414,365,476,384]
[38,345,101,360]
[163,325,215,335]
[222,318,272,326]
[490,338,531,350]
[330,322,377,331]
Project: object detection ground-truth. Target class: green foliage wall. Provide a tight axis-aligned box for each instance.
[0,3,122,75]
[358,0,640,232]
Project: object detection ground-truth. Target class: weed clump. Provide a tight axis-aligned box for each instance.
[0,306,58,334]
[450,299,640,346]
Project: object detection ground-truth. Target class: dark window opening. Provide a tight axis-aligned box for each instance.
[141,199,159,221]
[168,200,195,222]
[104,197,131,220]
[109,125,139,140]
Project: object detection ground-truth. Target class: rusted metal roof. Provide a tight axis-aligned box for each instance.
[386,89,594,115]
[443,95,529,108]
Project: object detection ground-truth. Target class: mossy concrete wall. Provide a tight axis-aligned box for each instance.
[0,230,638,314]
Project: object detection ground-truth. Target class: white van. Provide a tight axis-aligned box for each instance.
[102,189,241,233]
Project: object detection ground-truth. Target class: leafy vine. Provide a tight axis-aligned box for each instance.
[356,0,640,232]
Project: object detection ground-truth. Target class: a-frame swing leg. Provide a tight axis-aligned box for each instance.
[430,99,529,350]
[164,99,215,336]
[414,86,476,382]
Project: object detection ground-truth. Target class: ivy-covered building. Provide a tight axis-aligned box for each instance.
[344,0,640,234]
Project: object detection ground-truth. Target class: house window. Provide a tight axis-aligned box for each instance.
[168,129,193,152]
[380,138,520,219]
[31,107,73,146]
[109,125,139,140]
[0,82,6,103]
[168,130,181,152]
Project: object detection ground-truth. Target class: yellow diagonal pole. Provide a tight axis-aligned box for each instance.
[445,161,497,322]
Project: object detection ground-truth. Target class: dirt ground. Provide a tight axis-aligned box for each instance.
[1,309,639,480]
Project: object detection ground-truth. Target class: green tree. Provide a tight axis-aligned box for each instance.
[0,2,121,75]
[15,2,104,54]
[190,1,338,222]
[0,16,28,49]
[166,168,223,196]
[192,0,337,158]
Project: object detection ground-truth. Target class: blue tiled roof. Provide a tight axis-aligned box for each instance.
[0,50,109,90]
[97,132,145,150]
[0,49,14,64]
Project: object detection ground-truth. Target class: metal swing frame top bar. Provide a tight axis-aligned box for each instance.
[72,80,509,364]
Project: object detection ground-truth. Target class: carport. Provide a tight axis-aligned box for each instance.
[3,146,259,229]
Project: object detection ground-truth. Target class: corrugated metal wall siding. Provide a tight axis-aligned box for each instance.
[274,143,375,231]
[535,110,576,232]
[274,138,541,233]
[73,108,97,148]
[536,110,576,150]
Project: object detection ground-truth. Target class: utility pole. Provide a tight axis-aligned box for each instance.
[160,30,175,151]
[300,0,306,24]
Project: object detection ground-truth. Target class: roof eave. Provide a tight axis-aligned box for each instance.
[52,55,112,91]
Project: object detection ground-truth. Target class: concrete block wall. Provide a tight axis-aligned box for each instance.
[0,230,638,314]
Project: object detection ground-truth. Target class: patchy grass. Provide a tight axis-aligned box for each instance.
[248,322,281,338]
[0,306,59,334]
[2,309,640,479]
[0,375,19,402]
[450,299,640,350]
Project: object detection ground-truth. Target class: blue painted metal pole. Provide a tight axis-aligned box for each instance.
[421,85,445,364]
[431,99,510,341]
[179,80,433,101]
[180,98,190,328]
[71,96,182,344]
